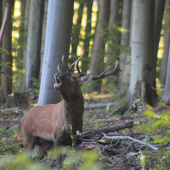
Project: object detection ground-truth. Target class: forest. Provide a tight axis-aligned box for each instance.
[0,0,170,169]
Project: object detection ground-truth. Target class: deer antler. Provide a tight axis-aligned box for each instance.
[92,60,120,80]
[62,55,76,72]
[76,56,120,78]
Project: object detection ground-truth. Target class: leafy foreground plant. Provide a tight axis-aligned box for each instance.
[0,148,100,170]
[141,104,170,169]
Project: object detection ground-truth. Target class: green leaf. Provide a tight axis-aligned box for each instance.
[146,104,153,110]
[153,136,170,144]
[143,110,155,117]
[161,112,170,119]
[152,119,164,127]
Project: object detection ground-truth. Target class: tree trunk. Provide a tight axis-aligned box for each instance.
[1,0,14,97]
[0,0,3,86]
[17,0,26,61]
[71,0,85,57]
[23,0,30,69]
[126,0,157,106]
[40,0,48,81]
[22,0,45,92]
[89,0,110,92]
[82,0,93,73]
[153,0,165,86]
[119,0,131,95]
[38,0,74,105]
[107,0,122,65]
[162,45,170,104]
[159,0,170,85]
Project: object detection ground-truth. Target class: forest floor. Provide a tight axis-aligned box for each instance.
[0,93,170,170]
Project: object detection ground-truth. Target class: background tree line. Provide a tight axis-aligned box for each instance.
[0,0,170,113]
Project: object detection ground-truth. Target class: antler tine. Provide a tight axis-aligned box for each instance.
[76,56,83,73]
[57,64,61,72]
[69,60,76,70]
[62,55,70,72]
[92,60,120,80]
[62,55,75,72]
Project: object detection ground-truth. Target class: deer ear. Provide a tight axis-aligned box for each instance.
[79,74,93,85]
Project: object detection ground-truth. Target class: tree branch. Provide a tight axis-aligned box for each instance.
[102,134,158,151]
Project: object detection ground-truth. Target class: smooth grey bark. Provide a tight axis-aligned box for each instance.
[160,0,170,85]
[119,0,131,95]
[72,0,85,57]
[82,0,93,73]
[107,0,122,65]
[162,45,170,104]
[89,0,110,92]
[23,0,30,69]
[17,0,26,60]
[153,0,165,86]
[40,0,48,81]
[22,0,44,92]
[126,0,156,106]
[106,0,119,62]
[1,0,14,97]
[0,0,3,85]
[38,0,74,105]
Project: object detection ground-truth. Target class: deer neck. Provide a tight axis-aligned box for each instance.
[61,90,84,134]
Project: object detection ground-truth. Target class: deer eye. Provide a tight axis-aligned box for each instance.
[71,76,76,80]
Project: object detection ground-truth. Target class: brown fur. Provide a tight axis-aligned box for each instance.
[20,72,93,167]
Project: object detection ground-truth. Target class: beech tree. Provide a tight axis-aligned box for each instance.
[71,0,85,57]
[153,0,165,84]
[160,0,170,85]
[22,0,45,92]
[162,45,170,104]
[82,0,93,73]
[38,0,74,105]
[89,0,110,92]
[40,0,48,80]
[1,0,14,97]
[126,0,157,107]
[119,0,131,95]
[23,0,30,68]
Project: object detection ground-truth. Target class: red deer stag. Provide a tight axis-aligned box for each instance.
[20,56,120,167]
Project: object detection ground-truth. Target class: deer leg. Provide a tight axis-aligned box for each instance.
[22,136,35,158]
[53,139,64,168]
[38,141,53,160]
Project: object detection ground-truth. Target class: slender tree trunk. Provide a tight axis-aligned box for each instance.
[82,0,93,73]
[23,0,30,69]
[160,0,170,85]
[162,45,170,104]
[107,0,122,64]
[38,0,74,105]
[72,0,85,57]
[22,0,44,92]
[119,0,131,95]
[153,0,165,86]
[17,0,26,61]
[0,0,3,85]
[1,0,14,97]
[126,0,157,106]
[40,0,48,81]
[89,0,110,92]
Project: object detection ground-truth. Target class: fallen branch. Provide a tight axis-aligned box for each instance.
[102,134,158,151]
[88,111,134,124]
[83,121,136,135]
[0,117,21,123]
[0,107,22,113]
[84,102,115,109]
